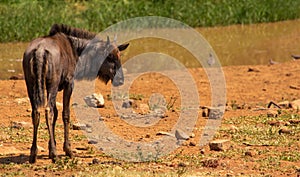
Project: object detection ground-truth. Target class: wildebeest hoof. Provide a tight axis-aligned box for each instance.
[29,155,37,164]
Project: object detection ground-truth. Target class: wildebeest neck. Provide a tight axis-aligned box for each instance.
[67,36,91,56]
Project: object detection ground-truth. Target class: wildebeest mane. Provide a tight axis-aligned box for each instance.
[49,24,96,39]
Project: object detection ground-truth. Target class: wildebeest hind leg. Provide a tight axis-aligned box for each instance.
[29,108,40,163]
[45,93,58,162]
[62,83,73,158]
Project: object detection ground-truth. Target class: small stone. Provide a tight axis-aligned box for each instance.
[139,103,150,114]
[156,131,175,137]
[75,146,88,151]
[200,148,205,154]
[279,128,292,135]
[86,128,92,133]
[9,74,24,80]
[189,133,195,138]
[207,107,222,119]
[277,101,291,109]
[11,121,32,129]
[178,162,187,167]
[122,99,133,108]
[267,110,278,118]
[72,149,81,154]
[181,141,189,146]
[37,145,46,152]
[245,151,253,157]
[289,119,300,124]
[14,97,29,104]
[92,158,100,164]
[268,120,285,126]
[84,93,105,108]
[189,141,196,146]
[72,123,87,130]
[145,134,151,138]
[290,85,300,90]
[88,140,98,144]
[291,99,300,110]
[248,68,260,72]
[209,139,231,151]
[175,129,189,140]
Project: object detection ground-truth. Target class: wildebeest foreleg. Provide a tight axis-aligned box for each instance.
[45,93,58,162]
[29,108,40,163]
[62,83,74,158]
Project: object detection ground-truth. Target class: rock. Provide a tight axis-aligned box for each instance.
[189,141,196,146]
[245,151,253,157]
[248,68,260,72]
[267,110,278,118]
[37,145,46,152]
[290,85,300,90]
[181,141,189,146]
[75,146,88,151]
[201,158,219,168]
[200,148,205,154]
[11,121,32,129]
[156,131,175,137]
[139,103,150,114]
[189,133,195,138]
[209,139,231,151]
[207,107,222,119]
[72,149,82,154]
[122,99,134,108]
[277,101,291,109]
[291,99,300,110]
[268,120,286,126]
[84,93,105,108]
[178,162,187,167]
[145,133,151,138]
[86,128,93,133]
[175,129,189,140]
[92,158,100,164]
[289,119,300,124]
[9,74,24,80]
[88,140,98,144]
[72,123,87,130]
[14,97,29,104]
[279,128,292,135]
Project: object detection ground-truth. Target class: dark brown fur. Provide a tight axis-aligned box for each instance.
[23,24,129,163]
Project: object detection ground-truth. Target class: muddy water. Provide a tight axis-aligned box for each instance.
[198,19,300,66]
[0,19,299,79]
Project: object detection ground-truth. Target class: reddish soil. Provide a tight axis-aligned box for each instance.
[0,60,300,176]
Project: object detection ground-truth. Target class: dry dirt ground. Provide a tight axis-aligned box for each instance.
[0,61,300,176]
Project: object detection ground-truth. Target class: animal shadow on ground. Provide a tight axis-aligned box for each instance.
[0,154,50,164]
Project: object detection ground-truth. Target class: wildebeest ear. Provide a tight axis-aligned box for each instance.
[118,43,129,51]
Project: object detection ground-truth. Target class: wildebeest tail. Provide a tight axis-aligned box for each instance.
[32,47,48,108]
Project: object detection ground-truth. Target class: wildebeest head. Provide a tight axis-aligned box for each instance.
[74,36,129,86]
[97,38,129,86]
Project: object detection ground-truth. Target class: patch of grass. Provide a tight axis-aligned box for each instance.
[129,93,144,101]
[1,0,300,42]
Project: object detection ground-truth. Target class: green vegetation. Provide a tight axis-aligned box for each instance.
[0,0,300,42]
